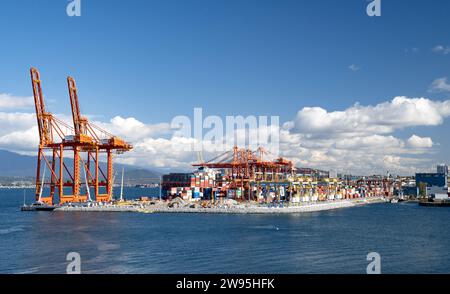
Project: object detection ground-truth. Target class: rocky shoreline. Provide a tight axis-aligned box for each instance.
[54,197,386,214]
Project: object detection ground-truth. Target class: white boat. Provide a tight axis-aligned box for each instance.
[21,166,56,211]
[21,201,56,211]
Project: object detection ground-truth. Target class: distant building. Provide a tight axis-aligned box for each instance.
[296,168,329,179]
[329,170,338,179]
[415,173,448,199]
[416,173,447,188]
[437,164,449,176]
[342,174,384,181]
[402,186,418,196]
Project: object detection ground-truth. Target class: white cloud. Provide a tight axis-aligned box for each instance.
[0,96,448,175]
[348,64,360,71]
[0,112,36,136]
[0,126,39,151]
[334,135,404,150]
[0,94,34,110]
[277,135,432,175]
[127,137,197,169]
[93,116,172,141]
[405,48,420,54]
[278,97,450,174]
[432,45,450,55]
[287,97,450,136]
[407,135,433,148]
[429,77,450,92]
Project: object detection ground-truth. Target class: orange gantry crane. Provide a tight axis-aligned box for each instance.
[193,146,294,183]
[66,75,132,202]
[192,146,294,200]
[30,67,132,205]
[31,67,85,204]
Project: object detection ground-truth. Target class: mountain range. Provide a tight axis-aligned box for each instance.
[0,149,161,183]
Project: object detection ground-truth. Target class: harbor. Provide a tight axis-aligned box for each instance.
[2,187,450,274]
[17,67,449,214]
[3,0,450,281]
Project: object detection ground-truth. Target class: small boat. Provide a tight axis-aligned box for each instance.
[21,201,57,211]
[390,198,399,204]
[21,167,56,211]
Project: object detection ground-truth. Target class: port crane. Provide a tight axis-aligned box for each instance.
[30,67,132,205]
[193,146,293,181]
[31,67,91,204]
[66,75,132,202]
[193,146,294,199]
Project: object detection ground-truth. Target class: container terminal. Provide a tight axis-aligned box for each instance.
[21,68,449,213]
[162,147,394,203]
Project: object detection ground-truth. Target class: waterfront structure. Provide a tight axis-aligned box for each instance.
[162,147,392,203]
[66,76,132,202]
[415,173,449,200]
[30,68,132,205]
[296,168,329,180]
[437,164,449,176]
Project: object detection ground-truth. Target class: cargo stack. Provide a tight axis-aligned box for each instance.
[162,168,222,200]
[161,163,389,203]
[162,173,193,199]
[189,167,219,189]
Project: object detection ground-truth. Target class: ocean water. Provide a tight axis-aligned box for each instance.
[1,188,450,274]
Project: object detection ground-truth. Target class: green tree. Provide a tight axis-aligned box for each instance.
[417,182,427,198]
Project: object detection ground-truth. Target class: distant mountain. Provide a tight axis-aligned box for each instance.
[0,149,161,183]
[0,150,36,177]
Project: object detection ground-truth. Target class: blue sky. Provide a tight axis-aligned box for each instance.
[0,0,449,174]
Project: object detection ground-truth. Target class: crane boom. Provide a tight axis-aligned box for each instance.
[67,76,82,136]
[67,76,94,144]
[30,67,51,145]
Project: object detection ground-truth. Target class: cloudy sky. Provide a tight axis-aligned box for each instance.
[1,0,450,175]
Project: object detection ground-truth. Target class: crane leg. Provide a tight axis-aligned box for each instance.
[35,148,42,202]
[107,149,113,202]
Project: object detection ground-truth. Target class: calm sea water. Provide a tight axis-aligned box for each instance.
[1,188,450,274]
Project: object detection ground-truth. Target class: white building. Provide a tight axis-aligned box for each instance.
[437,164,448,175]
